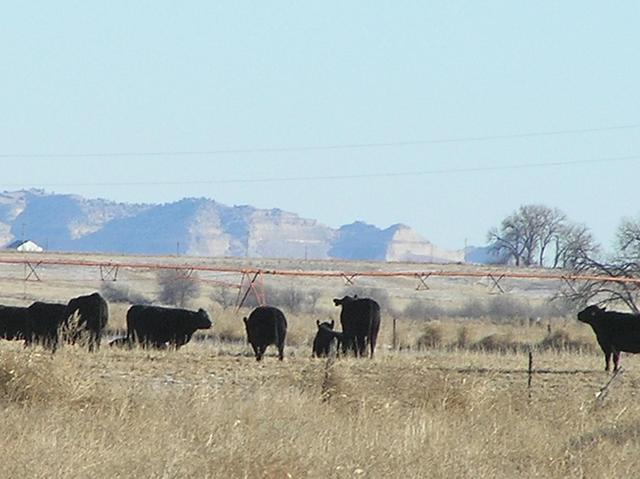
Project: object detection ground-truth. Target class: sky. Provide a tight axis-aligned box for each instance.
[1,2,639,252]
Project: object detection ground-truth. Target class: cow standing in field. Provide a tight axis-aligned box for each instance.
[63,292,109,351]
[0,305,28,341]
[333,295,381,358]
[312,320,344,358]
[126,305,212,349]
[577,304,640,371]
[243,306,287,361]
[24,302,67,351]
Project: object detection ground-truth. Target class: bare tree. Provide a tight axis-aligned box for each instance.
[558,218,640,312]
[537,207,566,266]
[157,270,201,307]
[616,216,640,260]
[211,286,238,310]
[552,222,599,269]
[560,254,640,313]
[488,204,566,266]
[488,213,527,266]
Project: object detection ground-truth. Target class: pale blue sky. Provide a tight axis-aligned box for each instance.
[1,2,639,251]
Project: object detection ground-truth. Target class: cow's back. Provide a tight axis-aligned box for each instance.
[127,305,201,346]
[246,306,287,345]
[594,313,640,353]
[127,305,172,343]
[340,298,380,335]
[25,302,66,336]
[0,305,28,339]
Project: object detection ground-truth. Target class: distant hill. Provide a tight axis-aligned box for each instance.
[0,189,466,263]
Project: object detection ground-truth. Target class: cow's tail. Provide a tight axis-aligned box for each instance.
[125,311,137,347]
[275,310,286,360]
[368,302,380,358]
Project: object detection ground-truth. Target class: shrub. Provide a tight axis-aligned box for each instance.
[210,287,238,310]
[100,282,149,304]
[242,284,322,314]
[156,270,201,307]
[485,296,531,321]
[416,324,444,349]
[455,325,474,348]
[471,333,523,353]
[455,299,487,319]
[538,329,596,353]
[403,298,445,320]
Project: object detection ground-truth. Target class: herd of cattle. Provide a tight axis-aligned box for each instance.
[2,290,640,370]
[0,292,381,361]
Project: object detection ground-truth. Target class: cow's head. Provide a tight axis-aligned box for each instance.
[316,319,335,330]
[577,305,605,324]
[333,296,357,307]
[196,308,212,329]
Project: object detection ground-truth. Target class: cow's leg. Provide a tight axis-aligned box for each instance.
[256,345,265,361]
[277,342,285,361]
[613,352,621,372]
[341,335,349,355]
[369,334,377,358]
[250,343,259,359]
[355,336,366,358]
[604,350,612,371]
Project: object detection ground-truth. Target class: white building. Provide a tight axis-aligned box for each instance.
[5,239,44,252]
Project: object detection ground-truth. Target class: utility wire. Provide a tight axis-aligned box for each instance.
[2,154,639,188]
[0,124,636,159]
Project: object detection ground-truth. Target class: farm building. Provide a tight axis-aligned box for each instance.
[5,239,44,252]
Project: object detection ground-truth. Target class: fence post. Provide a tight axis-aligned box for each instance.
[527,350,533,399]
[392,317,397,351]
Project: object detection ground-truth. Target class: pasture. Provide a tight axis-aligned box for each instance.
[1,251,640,478]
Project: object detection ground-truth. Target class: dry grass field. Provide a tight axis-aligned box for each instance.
[1,251,640,478]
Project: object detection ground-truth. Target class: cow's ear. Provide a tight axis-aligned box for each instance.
[330,320,334,328]
[316,320,320,327]
[242,317,248,324]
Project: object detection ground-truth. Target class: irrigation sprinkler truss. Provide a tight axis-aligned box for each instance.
[2,255,640,309]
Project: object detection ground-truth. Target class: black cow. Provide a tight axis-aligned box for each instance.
[63,292,109,351]
[0,305,28,341]
[312,320,344,358]
[126,305,212,349]
[578,304,640,371]
[333,295,381,358]
[243,306,287,361]
[24,302,67,351]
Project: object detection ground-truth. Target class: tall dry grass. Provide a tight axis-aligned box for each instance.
[1,340,640,478]
[0,252,633,477]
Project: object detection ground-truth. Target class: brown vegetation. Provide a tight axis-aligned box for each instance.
[1,343,640,478]
[1,252,639,477]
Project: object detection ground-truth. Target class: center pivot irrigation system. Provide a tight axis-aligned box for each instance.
[1,254,639,309]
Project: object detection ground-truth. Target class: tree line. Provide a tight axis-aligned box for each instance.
[488,204,640,312]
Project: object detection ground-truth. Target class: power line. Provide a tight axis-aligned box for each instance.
[0,124,636,159]
[2,154,639,188]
